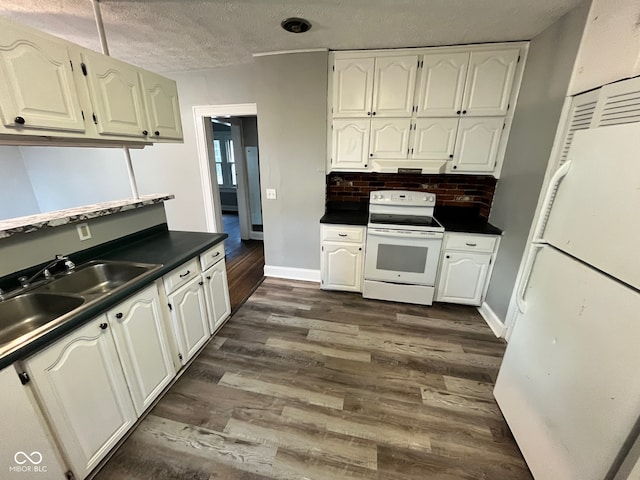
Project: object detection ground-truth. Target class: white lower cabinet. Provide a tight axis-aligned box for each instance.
[107,285,175,416]
[0,366,69,479]
[436,233,499,306]
[167,277,210,365]
[202,259,231,334]
[321,225,366,292]
[24,316,137,480]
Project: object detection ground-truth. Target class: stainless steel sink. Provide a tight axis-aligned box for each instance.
[40,260,160,296]
[0,292,84,347]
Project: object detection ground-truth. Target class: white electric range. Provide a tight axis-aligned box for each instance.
[363,190,444,305]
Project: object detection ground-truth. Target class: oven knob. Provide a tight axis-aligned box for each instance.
[423,196,428,201]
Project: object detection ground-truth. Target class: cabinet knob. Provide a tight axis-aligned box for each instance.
[206,276,211,280]
[367,112,371,116]
[154,130,160,136]
[462,110,467,114]
[115,313,123,319]
[456,110,461,115]
[359,247,362,251]
[14,116,26,125]
[369,153,373,157]
[446,255,450,259]
[449,154,453,159]
[364,164,367,167]
[198,281,204,286]
[99,322,108,330]
[142,130,148,135]
[453,165,457,169]
[372,112,376,116]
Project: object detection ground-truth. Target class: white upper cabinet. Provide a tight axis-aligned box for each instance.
[332,57,375,117]
[331,119,371,170]
[412,118,458,160]
[371,55,418,117]
[461,48,520,116]
[369,118,411,159]
[81,50,148,138]
[452,117,504,172]
[139,69,183,140]
[416,52,469,117]
[0,21,85,133]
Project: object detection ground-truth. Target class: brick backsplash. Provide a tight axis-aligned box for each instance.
[326,173,497,218]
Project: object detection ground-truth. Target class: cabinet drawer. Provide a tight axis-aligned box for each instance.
[200,242,225,271]
[322,225,365,243]
[163,258,199,294]
[444,233,497,253]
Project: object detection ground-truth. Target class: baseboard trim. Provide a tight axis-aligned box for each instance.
[478,302,507,338]
[264,265,320,283]
[250,231,264,241]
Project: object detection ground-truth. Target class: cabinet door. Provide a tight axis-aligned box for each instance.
[461,48,519,116]
[321,242,364,292]
[331,119,370,169]
[416,52,468,117]
[139,69,183,140]
[168,278,210,364]
[0,367,69,479]
[436,252,491,305]
[202,260,231,334]
[332,57,375,117]
[0,22,85,132]
[453,117,503,173]
[82,50,148,138]
[371,55,418,117]
[412,118,458,160]
[25,316,136,479]
[108,285,175,417]
[370,118,411,159]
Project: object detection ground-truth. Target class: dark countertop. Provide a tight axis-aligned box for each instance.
[0,226,227,370]
[319,202,502,235]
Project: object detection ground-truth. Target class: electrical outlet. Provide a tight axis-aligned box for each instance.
[76,222,91,241]
[266,188,277,200]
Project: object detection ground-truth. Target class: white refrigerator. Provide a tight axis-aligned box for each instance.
[494,123,640,479]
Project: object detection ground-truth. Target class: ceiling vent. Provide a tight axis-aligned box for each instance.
[281,17,312,34]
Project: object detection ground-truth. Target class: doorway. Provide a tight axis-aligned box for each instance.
[194,104,265,312]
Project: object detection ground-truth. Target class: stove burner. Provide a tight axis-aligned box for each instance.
[369,214,442,229]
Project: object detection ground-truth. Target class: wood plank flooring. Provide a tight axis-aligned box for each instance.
[95,278,532,480]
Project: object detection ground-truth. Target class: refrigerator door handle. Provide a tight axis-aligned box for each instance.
[516,161,572,313]
[532,160,572,242]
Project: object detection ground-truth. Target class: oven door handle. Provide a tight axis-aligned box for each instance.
[367,228,443,239]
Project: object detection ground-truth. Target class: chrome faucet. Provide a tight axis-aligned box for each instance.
[18,254,75,288]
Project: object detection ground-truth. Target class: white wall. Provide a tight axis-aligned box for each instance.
[20,146,130,212]
[485,1,591,321]
[569,0,640,95]
[255,52,328,275]
[0,146,40,219]
[131,64,256,232]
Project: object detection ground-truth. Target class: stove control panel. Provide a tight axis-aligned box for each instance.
[370,190,436,206]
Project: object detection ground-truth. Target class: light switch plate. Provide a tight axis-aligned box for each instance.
[76,222,91,241]
[266,188,277,200]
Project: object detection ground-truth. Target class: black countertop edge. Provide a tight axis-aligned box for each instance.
[320,211,369,226]
[0,228,228,370]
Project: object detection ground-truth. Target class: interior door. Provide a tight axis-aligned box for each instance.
[494,246,640,480]
[543,124,640,290]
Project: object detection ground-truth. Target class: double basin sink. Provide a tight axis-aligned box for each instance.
[0,260,162,355]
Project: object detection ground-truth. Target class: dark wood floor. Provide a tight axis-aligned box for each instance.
[95,278,531,480]
[222,213,265,313]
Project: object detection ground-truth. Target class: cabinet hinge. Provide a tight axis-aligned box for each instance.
[168,303,172,311]
[410,148,414,155]
[330,158,333,164]
[494,159,498,168]
[331,107,333,114]
[92,113,98,124]
[407,148,410,155]
[507,103,510,111]
[81,62,87,76]
[178,353,183,360]
[65,471,76,480]
[503,122,506,130]
[517,55,521,63]
[69,60,73,71]
[18,372,30,385]
[332,65,335,72]
[81,111,85,121]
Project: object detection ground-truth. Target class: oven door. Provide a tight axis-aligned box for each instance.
[365,228,443,285]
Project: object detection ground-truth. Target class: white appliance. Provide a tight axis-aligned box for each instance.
[363,190,444,305]
[494,124,640,479]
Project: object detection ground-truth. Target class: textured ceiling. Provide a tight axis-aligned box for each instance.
[0,0,586,73]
